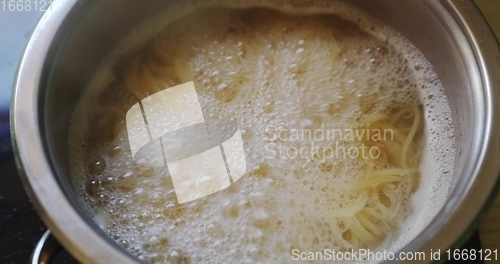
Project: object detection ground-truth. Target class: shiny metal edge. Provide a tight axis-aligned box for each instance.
[10,0,137,263]
[31,230,60,264]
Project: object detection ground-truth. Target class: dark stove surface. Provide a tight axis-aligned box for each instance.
[0,5,488,264]
[0,110,76,264]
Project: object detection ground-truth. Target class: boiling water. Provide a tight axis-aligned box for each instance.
[69,0,455,263]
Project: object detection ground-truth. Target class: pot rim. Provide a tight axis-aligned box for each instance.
[10,0,136,263]
[10,0,500,263]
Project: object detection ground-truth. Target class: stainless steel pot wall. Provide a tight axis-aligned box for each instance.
[11,0,500,263]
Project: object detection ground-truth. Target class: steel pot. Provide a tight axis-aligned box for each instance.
[11,0,500,263]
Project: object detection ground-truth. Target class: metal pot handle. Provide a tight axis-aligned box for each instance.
[31,230,62,264]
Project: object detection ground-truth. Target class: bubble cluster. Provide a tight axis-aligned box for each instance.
[68,1,455,263]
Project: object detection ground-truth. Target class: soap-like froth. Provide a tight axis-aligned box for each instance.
[68,1,455,263]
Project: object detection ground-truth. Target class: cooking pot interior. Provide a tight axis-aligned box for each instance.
[41,0,485,256]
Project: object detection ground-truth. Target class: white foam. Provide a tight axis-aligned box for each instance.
[68,1,455,263]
